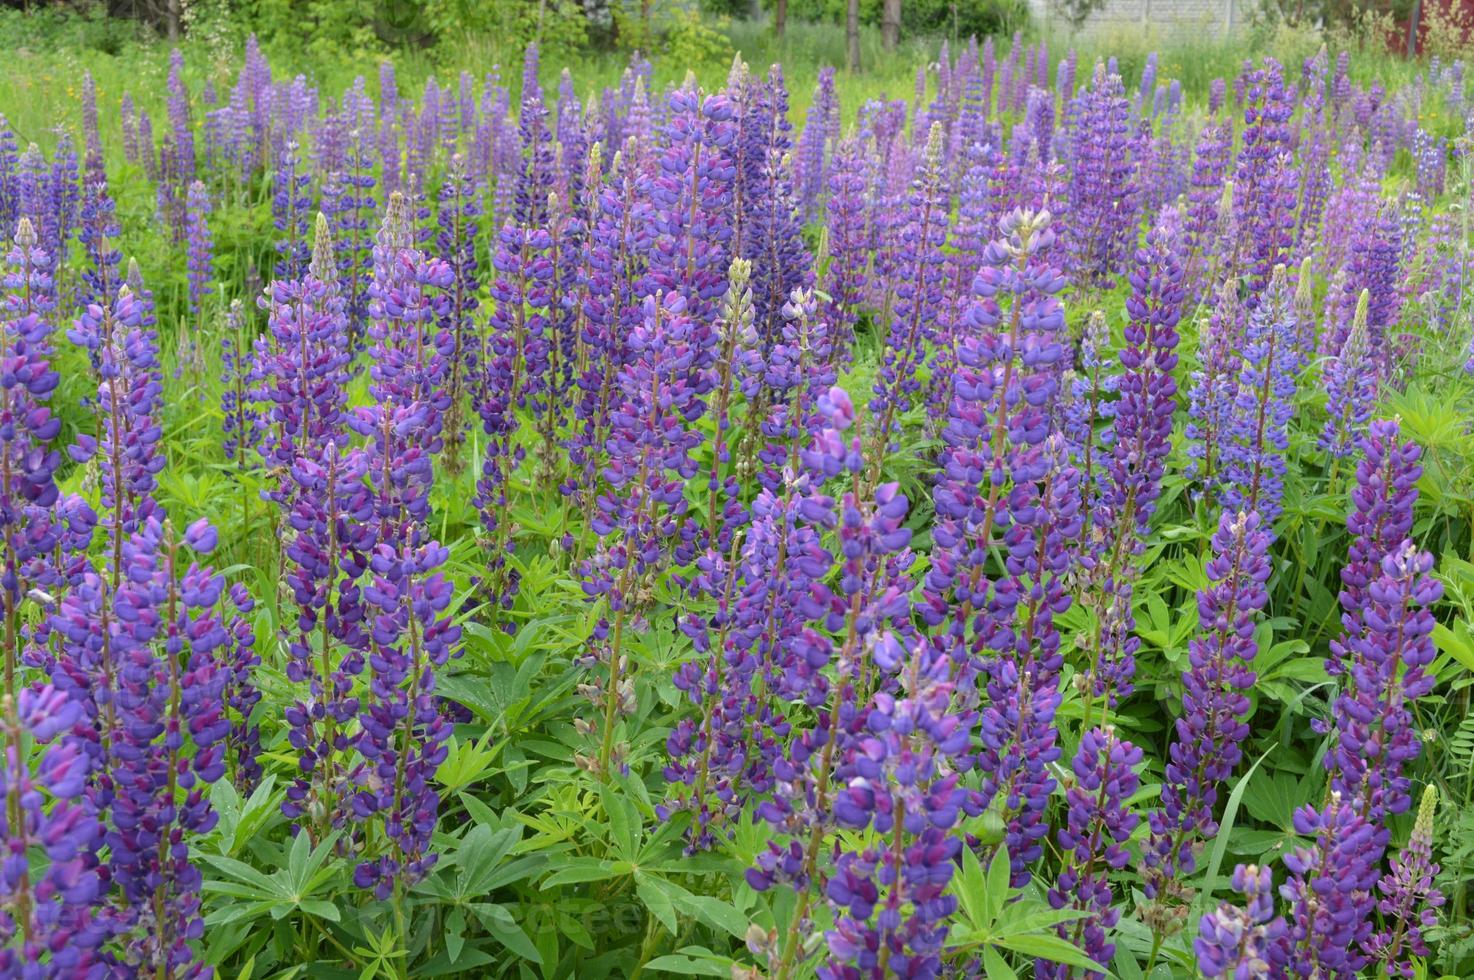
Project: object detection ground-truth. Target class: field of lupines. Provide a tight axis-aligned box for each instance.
[2,24,1474,979]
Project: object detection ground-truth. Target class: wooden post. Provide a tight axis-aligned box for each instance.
[847,0,862,71]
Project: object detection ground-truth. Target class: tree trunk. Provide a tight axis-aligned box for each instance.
[1407,0,1422,57]
[847,0,862,71]
[167,0,181,40]
[776,0,788,38]
[882,0,901,51]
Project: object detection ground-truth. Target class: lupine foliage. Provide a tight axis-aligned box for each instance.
[1,29,1473,980]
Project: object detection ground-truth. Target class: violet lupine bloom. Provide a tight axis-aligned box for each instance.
[822,138,870,361]
[1325,537,1440,830]
[977,435,1080,883]
[746,388,917,974]
[743,74,814,380]
[1319,289,1377,459]
[1183,119,1232,290]
[1079,216,1184,705]
[321,126,378,349]
[820,636,973,979]
[1220,266,1300,526]
[562,143,650,547]
[1106,214,1184,541]
[0,686,107,976]
[0,221,60,529]
[107,517,230,976]
[351,194,454,541]
[184,180,213,323]
[1143,510,1272,901]
[795,67,838,220]
[1057,310,1119,528]
[1231,59,1297,294]
[478,221,553,613]
[664,451,833,850]
[740,286,837,496]
[68,288,165,550]
[1195,864,1291,978]
[280,443,373,834]
[44,135,80,271]
[513,80,555,231]
[2,215,55,359]
[220,580,261,790]
[166,48,196,183]
[77,153,121,313]
[1333,417,1421,677]
[640,88,736,354]
[1364,785,1444,976]
[1036,727,1142,980]
[254,215,353,502]
[0,117,18,232]
[1185,278,1244,493]
[434,152,484,477]
[1067,64,1136,287]
[351,537,460,899]
[1346,206,1406,377]
[868,123,948,477]
[920,207,1067,667]
[272,140,314,281]
[1280,792,1379,977]
[220,299,258,465]
[577,294,707,775]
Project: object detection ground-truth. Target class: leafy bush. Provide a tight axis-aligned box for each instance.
[771,0,1026,39]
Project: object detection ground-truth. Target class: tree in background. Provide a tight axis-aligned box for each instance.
[882,0,900,48]
[847,0,860,69]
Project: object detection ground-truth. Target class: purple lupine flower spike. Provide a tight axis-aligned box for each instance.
[868,122,948,481]
[1185,278,1244,494]
[1364,785,1444,976]
[1037,727,1142,979]
[351,537,460,899]
[1195,864,1291,978]
[0,686,107,975]
[1231,59,1297,294]
[1143,510,1272,903]
[1319,290,1377,459]
[1280,792,1379,976]
[1067,64,1136,287]
[1220,265,1300,526]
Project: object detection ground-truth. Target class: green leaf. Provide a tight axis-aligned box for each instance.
[985,845,1010,925]
[997,933,1107,972]
[446,907,466,964]
[636,873,679,934]
[1200,745,1274,911]
[982,947,1018,980]
[473,903,543,963]
[599,784,640,860]
[542,857,625,886]
[643,951,733,976]
[297,900,340,922]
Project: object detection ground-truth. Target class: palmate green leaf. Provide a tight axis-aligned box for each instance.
[645,949,735,976]
[541,856,630,886]
[470,903,542,962]
[995,933,1107,972]
[981,946,1018,980]
[417,946,496,976]
[636,872,679,933]
[985,843,1009,925]
[599,783,641,860]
